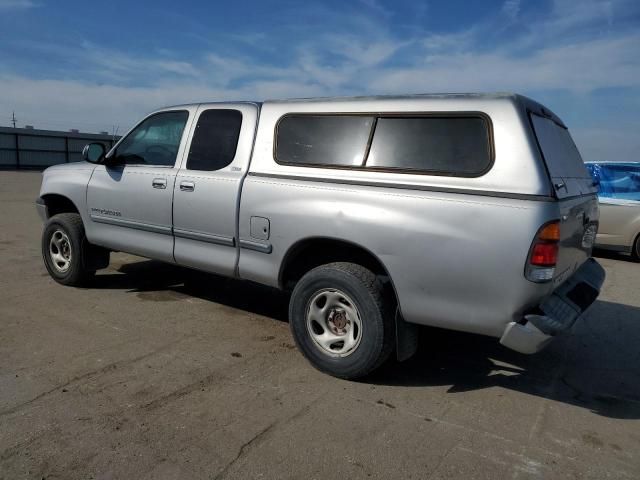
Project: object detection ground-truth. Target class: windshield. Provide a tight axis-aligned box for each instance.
[586,163,640,201]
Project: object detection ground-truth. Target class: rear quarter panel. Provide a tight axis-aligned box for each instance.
[239,177,560,337]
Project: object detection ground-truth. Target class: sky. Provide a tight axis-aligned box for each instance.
[0,0,639,161]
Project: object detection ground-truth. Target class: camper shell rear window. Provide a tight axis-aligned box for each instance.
[529,113,589,180]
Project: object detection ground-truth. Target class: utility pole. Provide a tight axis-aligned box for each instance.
[11,111,17,128]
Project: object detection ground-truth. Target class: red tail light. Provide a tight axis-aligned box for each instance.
[525,221,560,282]
[530,242,559,266]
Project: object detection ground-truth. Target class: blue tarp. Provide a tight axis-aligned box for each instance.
[586,163,640,201]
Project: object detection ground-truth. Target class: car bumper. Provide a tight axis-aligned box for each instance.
[35,197,48,222]
[499,258,606,354]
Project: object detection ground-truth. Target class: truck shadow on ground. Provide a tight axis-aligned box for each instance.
[370,299,640,420]
[92,259,640,420]
[92,259,290,322]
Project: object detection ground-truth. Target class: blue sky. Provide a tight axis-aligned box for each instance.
[1,0,639,161]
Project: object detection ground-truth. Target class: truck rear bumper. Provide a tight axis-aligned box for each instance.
[500,258,606,354]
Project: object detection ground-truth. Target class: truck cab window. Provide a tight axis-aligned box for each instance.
[186,109,242,171]
[114,111,189,166]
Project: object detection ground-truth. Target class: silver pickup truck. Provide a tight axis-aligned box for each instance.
[36,93,605,379]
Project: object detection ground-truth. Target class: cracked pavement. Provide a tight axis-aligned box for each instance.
[1,171,639,479]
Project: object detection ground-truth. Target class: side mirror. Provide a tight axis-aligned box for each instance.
[82,143,106,164]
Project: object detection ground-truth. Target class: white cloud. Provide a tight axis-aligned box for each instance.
[539,0,627,35]
[422,29,478,53]
[3,72,634,161]
[0,0,37,9]
[1,0,639,162]
[371,33,640,94]
[0,74,327,133]
[327,35,402,67]
[357,0,393,17]
[502,0,521,21]
[75,42,202,80]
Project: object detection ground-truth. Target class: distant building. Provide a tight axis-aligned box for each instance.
[0,126,119,169]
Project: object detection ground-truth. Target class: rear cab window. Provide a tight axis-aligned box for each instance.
[275,114,493,176]
[186,109,242,171]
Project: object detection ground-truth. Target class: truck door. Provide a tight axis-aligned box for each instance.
[86,109,194,262]
[172,104,259,276]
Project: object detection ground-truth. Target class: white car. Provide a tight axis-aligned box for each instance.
[586,162,640,260]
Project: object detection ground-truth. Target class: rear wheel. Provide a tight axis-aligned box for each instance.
[289,262,393,379]
[42,213,98,286]
[632,234,640,262]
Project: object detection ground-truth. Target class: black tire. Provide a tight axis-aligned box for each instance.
[289,262,394,379]
[633,234,640,262]
[42,213,96,286]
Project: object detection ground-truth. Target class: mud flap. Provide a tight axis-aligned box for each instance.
[396,310,419,362]
[84,244,111,270]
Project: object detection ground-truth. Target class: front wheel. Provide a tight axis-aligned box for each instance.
[42,213,97,286]
[289,262,393,379]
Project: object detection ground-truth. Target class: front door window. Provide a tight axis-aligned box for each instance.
[113,111,189,166]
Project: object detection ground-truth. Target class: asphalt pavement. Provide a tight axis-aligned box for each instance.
[1,171,639,479]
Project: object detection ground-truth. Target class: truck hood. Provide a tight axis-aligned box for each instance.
[43,162,96,175]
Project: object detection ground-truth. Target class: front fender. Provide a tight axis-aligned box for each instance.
[39,163,95,229]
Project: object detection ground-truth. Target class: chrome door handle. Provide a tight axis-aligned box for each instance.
[180,181,195,192]
[152,178,167,189]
